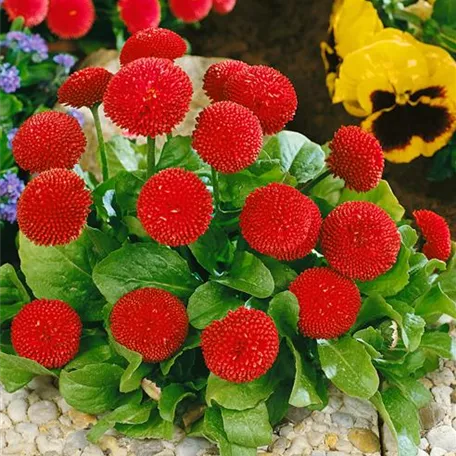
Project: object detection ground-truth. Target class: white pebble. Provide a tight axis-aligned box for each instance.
[7,399,28,423]
[419,437,429,450]
[36,435,64,454]
[335,439,353,452]
[285,436,311,456]
[27,391,40,405]
[418,450,428,456]
[81,445,104,456]
[432,385,453,405]
[175,437,213,456]
[5,429,22,445]
[36,385,60,401]
[16,422,39,442]
[63,430,89,456]
[430,448,447,456]
[331,412,354,429]
[307,431,324,446]
[354,417,371,429]
[57,397,72,414]
[427,425,456,451]
[312,423,327,433]
[2,443,37,455]
[311,452,326,456]
[429,367,454,386]
[0,413,12,430]
[342,396,377,421]
[28,401,58,425]
[311,411,326,423]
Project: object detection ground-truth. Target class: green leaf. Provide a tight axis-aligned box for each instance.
[104,136,143,177]
[310,173,344,206]
[288,141,325,184]
[400,312,426,352]
[354,295,402,330]
[19,228,119,321]
[159,384,196,422]
[206,369,277,411]
[93,242,200,302]
[353,327,384,358]
[286,339,322,408]
[0,264,30,306]
[116,407,174,439]
[382,373,432,409]
[88,400,153,442]
[317,336,379,399]
[215,251,274,299]
[156,136,203,171]
[0,93,23,122]
[187,282,243,330]
[221,402,272,448]
[160,332,200,375]
[0,352,56,393]
[339,180,405,222]
[415,283,456,321]
[267,291,299,339]
[433,0,456,26]
[60,363,124,414]
[65,344,113,371]
[258,256,298,293]
[266,381,292,426]
[420,331,456,359]
[114,171,146,216]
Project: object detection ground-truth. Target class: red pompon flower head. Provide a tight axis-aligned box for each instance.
[320,201,401,281]
[12,299,82,368]
[120,28,187,66]
[192,102,263,173]
[213,0,237,15]
[201,307,279,383]
[169,0,212,22]
[17,169,92,246]
[137,168,213,246]
[58,67,113,108]
[12,111,86,173]
[290,268,361,339]
[327,126,384,192]
[224,65,298,135]
[110,287,189,363]
[240,183,322,261]
[47,0,95,39]
[3,0,48,26]
[103,57,192,137]
[413,210,451,262]
[118,0,161,34]
[203,60,249,102]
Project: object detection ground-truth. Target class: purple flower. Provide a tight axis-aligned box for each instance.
[0,172,25,223]
[4,32,48,61]
[6,128,18,149]
[68,109,85,127]
[53,54,76,73]
[0,64,21,94]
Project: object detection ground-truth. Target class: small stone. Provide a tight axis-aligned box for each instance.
[326,452,347,456]
[430,448,447,456]
[331,412,354,429]
[342,397,377,421]
[63,430,89,456]
[28,376,52,390]
[279,424,294,438]
[7,399,28,423]
[36,385,60,401]
[286,406,311,424]
[131,440,165,456]
[2,442,37,455]
[453,418,456,430]
[28,401,58,425]
[285,436,310,456]
[420,403,445,430]
[16,422,39,442]
[307,431,324,446]
[271,437,289,453]
[27,391,40,405]
[36,435,64,454]
[324,433,338,450]
[427,425,456,451]
[348,428,380,453]
[429,367,454,386]
[311,452,326,456]
[451,389,456,404]
[59,415,73,427]
[154,450,175,456]
[0,413,12,430]
[353,417,370,429]
[419,437,429,450]
[311,411,326,423]
[100,435,128,456]
[81,444,104,456]
[335,439,352,452]
[5,429,22,445]
[312,423,328,433]
[57,397,72,414]
[418,450,428,456]
[175,437,213,456]
[68,409,97,429]
[432,385,453,405]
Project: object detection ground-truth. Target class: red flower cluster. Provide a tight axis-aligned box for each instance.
[12,299,82,368]
[110,287,189,362]
[201,307,279,383]
[17,169,92,246]
[58,67,113,109]
[120,28,187,66]
[213,0,236,14]
[103,57,192,137]
[203,60,248,102]
[327,126,384,192]
[192,101,263,173]
[240,183,321,261]
[413,210,451,261]
[169,0,212,22]
[321,201,401,281]
[3,0,48,27]
[47,0,95,39]
[118,0,161,34]
[290,268,361,339]
[137,168,213,246]
[13,112,86,173]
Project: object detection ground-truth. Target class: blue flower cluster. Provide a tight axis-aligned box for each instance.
[0,63,21,93]
[53,54,77,73]
[0,172,25,223]
[6,128,18,149]
[2,31,49,62]
[68,109,85,127]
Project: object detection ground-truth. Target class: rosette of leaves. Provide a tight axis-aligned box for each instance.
[0,127,455,456]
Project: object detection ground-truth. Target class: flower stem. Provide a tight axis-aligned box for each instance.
[90,104,109,182]
[298,169,332,193]
[147,137,156,178]
[211,167,220,209]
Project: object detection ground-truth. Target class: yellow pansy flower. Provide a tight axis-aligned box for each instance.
[333,29,456,163]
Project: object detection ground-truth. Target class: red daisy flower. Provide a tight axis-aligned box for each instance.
[110,287,189,363]
[47,0,95,39]
[240,183,322,261]
[119,28,187,66]
[192,101,263,173]
[12,111,86,173]
[118,0,161,34]
[137,168,213,246]
[11,299,82,368]
[224,65,298,135]
[203,60,249,102]
[103,57,192,137]
[17,169,92,246]
[201,307,279,383]
[320,201,401,281]
[290,268,361,339]
[327,126,384,192]
[213,0,236,14]
[169,0,212,22]
[413,210,452,262]
[3,0,48,27]
[58,67,113,109]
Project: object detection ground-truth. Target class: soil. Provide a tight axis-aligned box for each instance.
[187,0,456,236]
